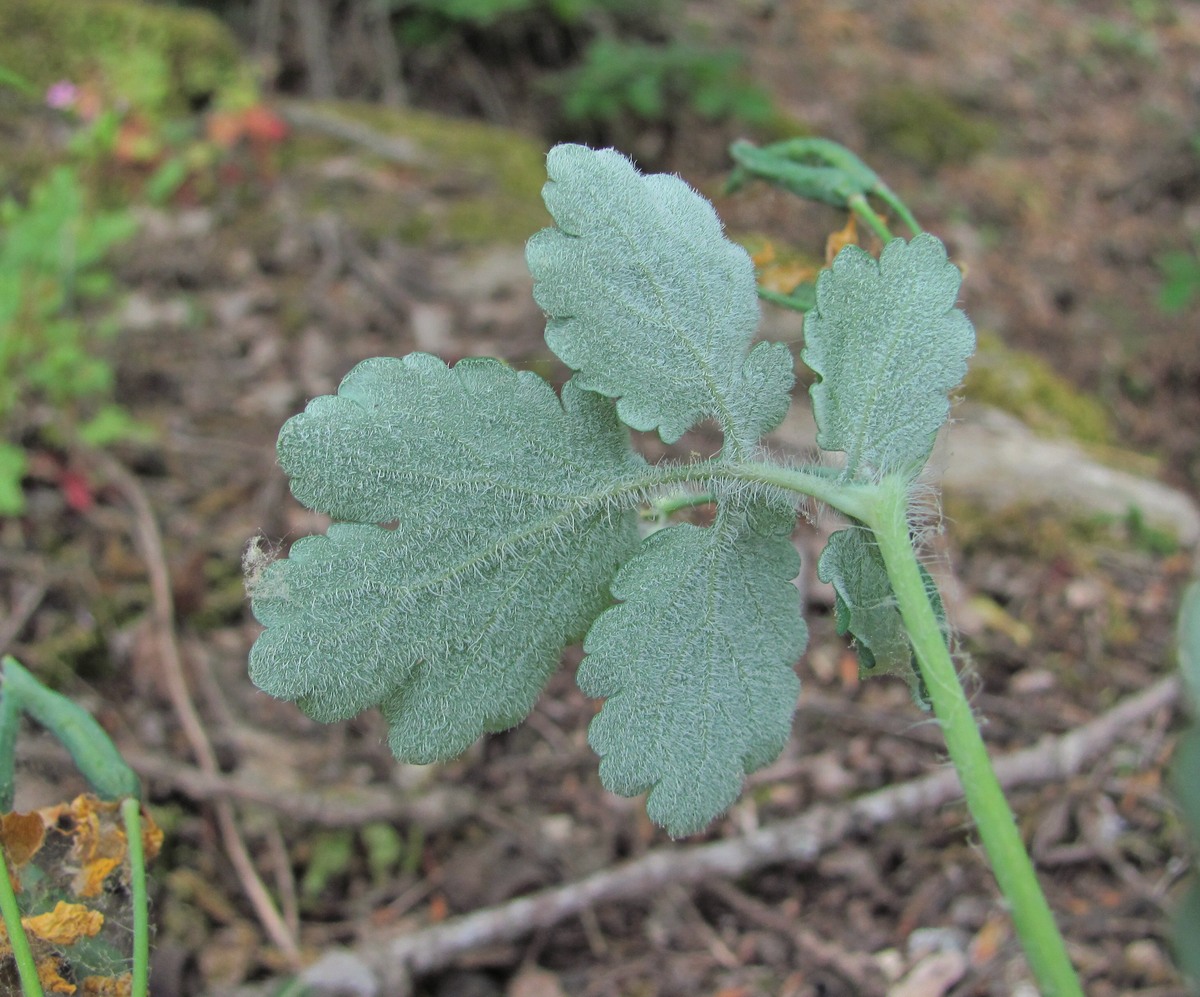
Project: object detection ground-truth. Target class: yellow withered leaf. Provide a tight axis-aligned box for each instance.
[24,900,105,946]
[0,811,46,868]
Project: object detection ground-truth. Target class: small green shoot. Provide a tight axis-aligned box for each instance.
[1171,582,1200,988]
[0,166,142,515]
[0,656,150,997]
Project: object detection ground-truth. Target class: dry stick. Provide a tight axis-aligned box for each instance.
[703,879,886,991]
[0,579,47,656]
[362,674,1180,988]
[113,745,478,830]
[93,453,301,962]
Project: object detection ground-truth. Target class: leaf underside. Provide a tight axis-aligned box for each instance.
[816,528,933,707]
[802,234,975,481]
[526,143,794,451]
[249,355,645,762]
[578,500,806,837]
[247,145,974,837]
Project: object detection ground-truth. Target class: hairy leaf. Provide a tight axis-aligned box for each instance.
[578,501,806,836]
[803,235,974,480]
[526,143,794,452]
[249,355,646,762]
[816,528,933,706]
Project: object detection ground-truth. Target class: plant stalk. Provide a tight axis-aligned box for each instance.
[718,462,1083,993]
[866,478,1084,996]
[121,797,150,997]
[0,843,45,997]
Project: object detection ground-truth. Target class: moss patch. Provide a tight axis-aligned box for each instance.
[0,0,247,116]
[859,83,998,172]
[964,332,1117,447]
[304,102,551,248]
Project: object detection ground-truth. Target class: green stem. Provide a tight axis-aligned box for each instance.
[863,478,1083,996]
[0,843,45,997]
[847,192,895,245]
[874,183,923,237]
[121,797,150,997]
[706,463,1082,993]
[642,491,716,521]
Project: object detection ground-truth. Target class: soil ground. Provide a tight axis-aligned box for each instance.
[3,1,1200,995]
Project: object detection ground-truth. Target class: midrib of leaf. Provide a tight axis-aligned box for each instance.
[610,213,748,457]
[378,478,652,600]
[439,529,598,698]
[848,301,909,480]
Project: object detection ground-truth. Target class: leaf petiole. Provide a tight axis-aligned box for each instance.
[700,462,1085,996]
[865,478,1083,996]
[640,491,716,523]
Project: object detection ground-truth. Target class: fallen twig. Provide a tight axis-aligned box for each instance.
[91,452,301,963]
[0,578,47,657]
[114,744,478,831]
[279,102,428,167]
[344,673,1180,991]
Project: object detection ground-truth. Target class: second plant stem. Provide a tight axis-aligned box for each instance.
[864,477,1083,997]
[720,461,1083,995]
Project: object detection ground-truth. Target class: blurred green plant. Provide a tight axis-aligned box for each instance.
[1172,581,1200,991]
[1158,240,1200,313]
[0,165,141,515]
[391,0,661,44]
[553,38,774,132]
[0,655,151,997]
[389,0,772,144]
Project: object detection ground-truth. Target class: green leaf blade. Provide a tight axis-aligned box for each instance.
[803,234,974,480]
[816,528,936,706]
[526,143,794,450]
[249,356,647,762]
[578,503,806,836]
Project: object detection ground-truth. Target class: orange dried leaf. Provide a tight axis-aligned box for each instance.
[748,241,778,267]
[824,215,859,264]
[140,809,163,863]
[25,900,105,946]
[838,650,861,689]
[758,260,819,294]
[37,956,76,994]
[1,811,47,867]
[428,893,449,923]
[82,974,133,996]
[64,797,129,889]
[78,856,120,899]
[968,914,1009,964]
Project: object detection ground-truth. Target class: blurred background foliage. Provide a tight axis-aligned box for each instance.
[140,0,787,158]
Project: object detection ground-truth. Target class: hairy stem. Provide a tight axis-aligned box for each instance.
[864,477,1083,996]
[712,461,1083,994]
[642,490,716,521]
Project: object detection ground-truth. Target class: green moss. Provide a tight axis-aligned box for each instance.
[0,0,246,116]
[947,494,1178,566]
[309,102,550,246]
[859,83,998,172]
[947,496,1104,564]
[964,332,1117,447]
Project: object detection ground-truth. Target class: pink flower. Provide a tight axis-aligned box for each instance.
[45,80,77,110]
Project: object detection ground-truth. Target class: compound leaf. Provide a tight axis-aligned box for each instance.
[803,235,974,480]
[249,355,646,762]
[526,143,794,451]
[578,501,806,836]
[817,528,934,706]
